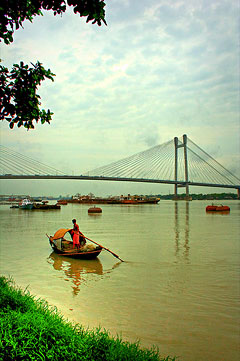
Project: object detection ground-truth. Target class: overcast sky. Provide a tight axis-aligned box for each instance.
[0,0,239,197]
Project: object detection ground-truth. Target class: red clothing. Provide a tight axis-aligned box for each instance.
[72,223,80,248]
[73,223,79,233]
[73,232,80,247]
[70,222,85,248]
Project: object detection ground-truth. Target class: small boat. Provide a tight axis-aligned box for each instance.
[206,204,230,212]
[47,229,102,259]
[88,206,102,213]
[19,198,34,210]
[33,202,60,210]
[68,194,160,204]
[107,194,160,204]
[57,200,68,205]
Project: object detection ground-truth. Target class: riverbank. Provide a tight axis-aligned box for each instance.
[0,276,176,361]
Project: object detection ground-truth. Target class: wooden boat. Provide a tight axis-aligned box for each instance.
[47,229,102,259]
[206,205,230,212]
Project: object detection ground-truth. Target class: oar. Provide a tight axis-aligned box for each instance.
[84,236,124,262]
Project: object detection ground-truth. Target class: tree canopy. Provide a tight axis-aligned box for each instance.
[0,0,107,129]
[0,61,55,129]
[0,0,107,44]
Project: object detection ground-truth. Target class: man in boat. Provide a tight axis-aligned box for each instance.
[69,219,86,249]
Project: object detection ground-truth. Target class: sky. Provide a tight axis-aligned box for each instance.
[0,0,239,197]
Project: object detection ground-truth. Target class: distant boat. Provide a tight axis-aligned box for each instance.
[33,202,60,210]
[206,205,230,212]
[107,194,160,204]
[57,200,68,205]
[68,194,160,204]
[33,198,42,202]
[19,199,34,210]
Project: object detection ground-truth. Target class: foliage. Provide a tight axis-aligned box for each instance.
[157,192,238,200]
[0,0,107,45]
[0,61,55,129]
[0,276,177,361]
[0,0,107,129]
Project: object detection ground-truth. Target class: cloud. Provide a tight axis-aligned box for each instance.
[0,0,239,196]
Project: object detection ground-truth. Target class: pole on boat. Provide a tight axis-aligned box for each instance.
[85,236,124,262]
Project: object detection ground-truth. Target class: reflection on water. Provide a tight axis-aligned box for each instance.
[48,252,122,295]
[48,252,103,295]
[174,201,190,262]
[206,211,231,215]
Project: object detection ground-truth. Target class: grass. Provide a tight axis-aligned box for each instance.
[0,276,177,361]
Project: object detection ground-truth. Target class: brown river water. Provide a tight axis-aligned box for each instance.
[0,200,239,361]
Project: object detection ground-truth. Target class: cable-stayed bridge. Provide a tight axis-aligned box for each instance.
[0,135,239,198]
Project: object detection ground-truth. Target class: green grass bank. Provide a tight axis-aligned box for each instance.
[0,276,177,361]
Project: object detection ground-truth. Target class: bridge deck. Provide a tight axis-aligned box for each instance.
[0,174,239,190]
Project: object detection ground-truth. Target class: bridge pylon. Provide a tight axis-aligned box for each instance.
[174,134,191,201]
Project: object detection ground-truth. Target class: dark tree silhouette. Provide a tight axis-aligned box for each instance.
[0,0,107,129]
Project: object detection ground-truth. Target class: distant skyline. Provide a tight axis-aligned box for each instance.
[0,0,239,196]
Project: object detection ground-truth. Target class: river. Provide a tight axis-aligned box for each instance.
[0,200,239,361]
